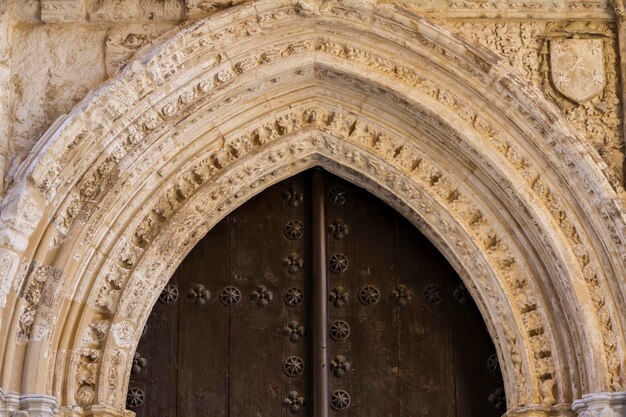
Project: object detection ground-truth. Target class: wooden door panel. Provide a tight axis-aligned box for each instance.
[453,283,505,416]
[228,175,310,417]
[395,220,455,417]
[130,270,179,417]
[131,169,503,417]
[336,178,399,417]
[178,219,230,417]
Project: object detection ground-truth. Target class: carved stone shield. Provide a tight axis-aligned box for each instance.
[550,39,605,103]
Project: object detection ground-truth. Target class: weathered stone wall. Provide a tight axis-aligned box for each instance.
[0,2,13,197]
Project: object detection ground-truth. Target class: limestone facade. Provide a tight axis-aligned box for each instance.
[0,1,624,416]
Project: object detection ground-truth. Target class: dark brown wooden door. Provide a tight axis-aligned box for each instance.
[127,169,505,417]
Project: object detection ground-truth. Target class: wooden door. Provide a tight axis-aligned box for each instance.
[127,170,505,417]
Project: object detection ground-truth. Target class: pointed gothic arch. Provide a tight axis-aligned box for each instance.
[0,2,624,416]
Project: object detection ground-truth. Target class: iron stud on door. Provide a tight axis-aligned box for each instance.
[283,356,305,377]
[390,284,412,306]
[284,220,305,239]
[284,320,305,342]
[250,285,273,307]
[283,391,306,414]
[219,286,241,306]
[284,287,304,306]
[158,284,178,304]
[330,355,352,378]
[187,284,210,304]
[329,253,348,273]
[330,390,351,411]
[358,285,380,305]
[284,252,304,274]
[329,320,350,341]
[329,286,349,308]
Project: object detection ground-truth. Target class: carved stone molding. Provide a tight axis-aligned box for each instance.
[20,0,618,23]
[41,0,85,23]
[0,390,58,417]
[572,391,626,417]
[0,2,624,416]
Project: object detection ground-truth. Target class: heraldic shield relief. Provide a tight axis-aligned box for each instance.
[550,38,605,104]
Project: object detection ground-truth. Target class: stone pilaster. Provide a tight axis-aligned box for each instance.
[504,403,578,416]
[0,388,21,416]
[19,395,58,417]
[572,392,626,416]
[0,389,56,417]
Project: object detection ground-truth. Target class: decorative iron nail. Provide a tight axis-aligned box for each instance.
[329,286,350,308]
[250,285,274,307]
[283,252,304,274]
[131,352,147,375]
[423,284,443,304]
[283,356,305,377]
[330,390,351,411]
[487,353,500,374]
[488,387,506,410]
[358,285,380,305]
[329,320,350,341]
[329,253,348,273]
[453,282,469,305]
[328,186,347,205]
[283,320,305,342]
[187,283,211,305]
[158,283,179,304]
[330,355,352,378]
[284,220,305,240]
[284,287,304,306]
[390,284,412,306]
[126,387,145,409]
[283,187,304,207]
[219,286,241,306]
[282,391,306,414]
[328,219,350,239]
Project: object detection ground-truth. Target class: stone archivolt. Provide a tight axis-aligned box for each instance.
[0,1,624,416]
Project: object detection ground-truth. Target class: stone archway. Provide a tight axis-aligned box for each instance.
[0,1,624,416]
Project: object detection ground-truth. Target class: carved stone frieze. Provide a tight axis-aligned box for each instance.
[16,263,62,344]
[88,0,183,22]
[395,0,614,19]
[0,248,19,308]
[109,322,134,348]
[41,0,85,23]
[184,0,247,19]
[73,349,100,406]
[102,349,127,407]
[105,23,175,77]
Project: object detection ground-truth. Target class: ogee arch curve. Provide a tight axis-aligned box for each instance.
[0,2,623,416]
